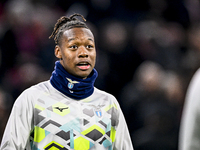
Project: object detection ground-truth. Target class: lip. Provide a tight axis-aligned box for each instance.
[76,60,91,70]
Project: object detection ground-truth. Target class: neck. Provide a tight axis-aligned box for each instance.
[50,61,98,100]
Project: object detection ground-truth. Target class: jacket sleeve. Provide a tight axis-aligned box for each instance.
[0,90,34,150]
[112,97,134,150]
[179,68,200,150]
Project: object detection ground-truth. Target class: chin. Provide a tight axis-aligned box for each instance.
[74,68,93,79]
[80,74,90,79]
[74,72,89,79]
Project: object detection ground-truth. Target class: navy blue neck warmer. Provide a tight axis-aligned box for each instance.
[50,61,98,100]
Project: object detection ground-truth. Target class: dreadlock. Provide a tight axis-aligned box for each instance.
[49,13,89,45]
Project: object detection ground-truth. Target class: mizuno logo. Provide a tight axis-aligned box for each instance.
[54,107,69,112]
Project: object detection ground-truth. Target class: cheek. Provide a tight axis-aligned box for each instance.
[91,52,96,65]
[91,51,96,59]
[63,52,74,61]
[94,52,97,61]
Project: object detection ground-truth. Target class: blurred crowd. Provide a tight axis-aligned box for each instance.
[0,0,200,149]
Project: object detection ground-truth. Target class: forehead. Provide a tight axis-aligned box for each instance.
[62,28,94,42]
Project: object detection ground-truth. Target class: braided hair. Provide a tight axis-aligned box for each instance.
[49,13,89,45]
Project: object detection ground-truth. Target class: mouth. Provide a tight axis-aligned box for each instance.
[77,62,91,70]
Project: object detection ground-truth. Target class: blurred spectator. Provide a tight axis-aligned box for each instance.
[132,20,185,71]
[120,61,184,149]
[2,61,50,99]
[99,20,143,98]
[120,61,165,132]
[181,23,200,75]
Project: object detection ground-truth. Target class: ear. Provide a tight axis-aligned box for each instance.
[55,45,62,59]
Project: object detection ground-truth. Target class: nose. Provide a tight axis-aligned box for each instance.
[78,46,88,58]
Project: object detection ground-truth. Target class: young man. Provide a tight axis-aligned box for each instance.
[0,14,133,150]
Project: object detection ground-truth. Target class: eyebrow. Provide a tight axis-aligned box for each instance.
[68,38,76,42]
[88,38,94,42]
[67,38,94,42]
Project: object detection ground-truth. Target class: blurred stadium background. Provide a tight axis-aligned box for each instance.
[0,0,200,149]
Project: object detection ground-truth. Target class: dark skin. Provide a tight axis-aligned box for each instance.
[55,27,96,79]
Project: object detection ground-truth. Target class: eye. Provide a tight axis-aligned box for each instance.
[86,45,94,49]
[70,45,78,49]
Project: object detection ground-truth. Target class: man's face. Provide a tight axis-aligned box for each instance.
[55,28,96,79]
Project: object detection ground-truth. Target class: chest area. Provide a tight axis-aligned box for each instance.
[32,96,119,147]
